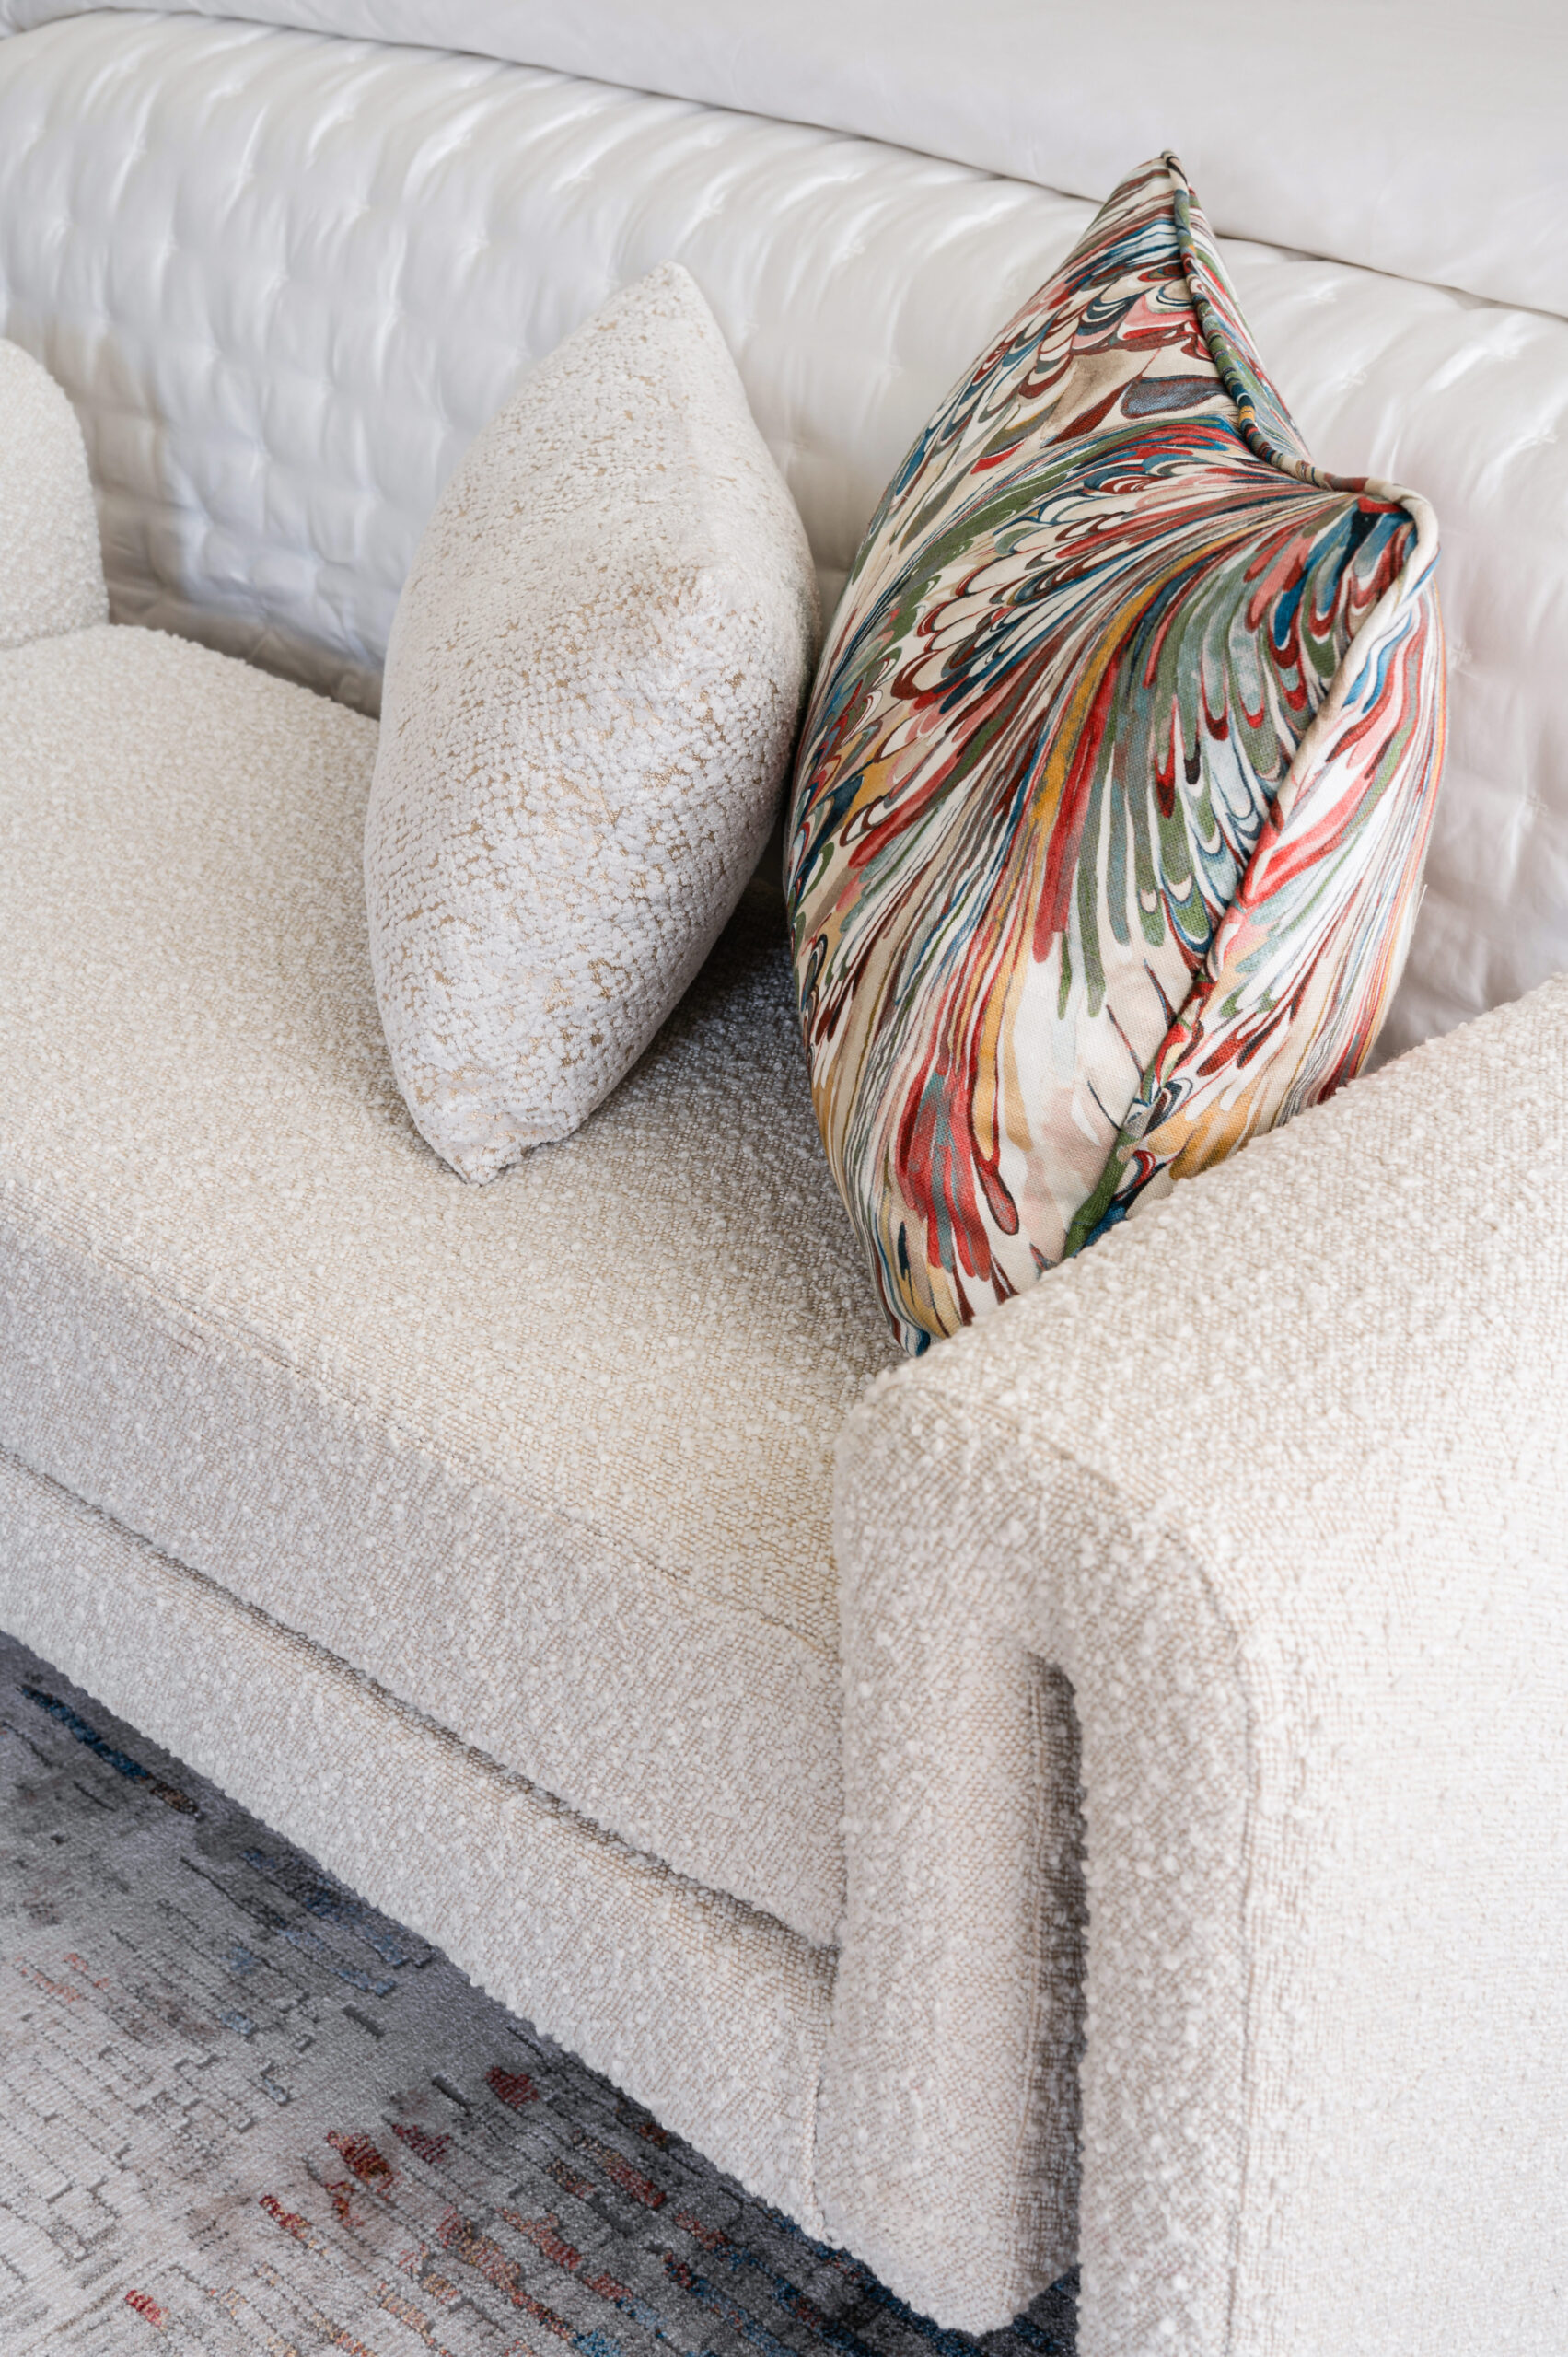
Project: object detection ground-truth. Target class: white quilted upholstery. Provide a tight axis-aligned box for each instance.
[6,0,1565,317]
[0,13,1094,703]
[0,11,1562,1056]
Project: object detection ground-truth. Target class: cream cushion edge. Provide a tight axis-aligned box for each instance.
[365,261,819,1180]
[0,339,105,648]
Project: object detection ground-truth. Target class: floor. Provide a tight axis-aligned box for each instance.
[0,1631,1076,2356]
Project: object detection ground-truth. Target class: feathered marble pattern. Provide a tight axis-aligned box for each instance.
[787,154,1445,1351]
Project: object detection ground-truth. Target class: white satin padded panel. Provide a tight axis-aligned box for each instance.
[0,13,1564,1058]
[0,16,1101,701]
[4,0,1566,318]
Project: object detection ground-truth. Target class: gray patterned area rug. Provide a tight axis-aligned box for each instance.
[0,1632,1076,2357]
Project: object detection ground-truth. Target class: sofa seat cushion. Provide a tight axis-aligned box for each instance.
[0,623,892,1946]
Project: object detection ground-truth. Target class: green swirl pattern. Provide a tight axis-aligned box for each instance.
[788,155,1446,1351]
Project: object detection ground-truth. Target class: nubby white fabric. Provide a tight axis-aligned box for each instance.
[366,263,818,1177]
[0,338,104,647]
[832,974,1568,2345]
[0,621,890,1950]
[0,1446,834,2230]
[0,327,862,2267]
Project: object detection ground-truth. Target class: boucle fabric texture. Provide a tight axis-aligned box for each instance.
[788,156,1446,1349]
[0,621,894,1948]
[0,1457,833,2232]
[0,339,106,648]
[365,261,819,1180]
[830,970,1568,2344]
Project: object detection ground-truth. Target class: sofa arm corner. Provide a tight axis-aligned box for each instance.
[0,339,107,651]
[821,977,1568,2353]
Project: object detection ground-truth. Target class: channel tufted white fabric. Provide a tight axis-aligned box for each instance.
[1,10,1566,1058]
[3,0,1564,316]
[366,262,818,1177]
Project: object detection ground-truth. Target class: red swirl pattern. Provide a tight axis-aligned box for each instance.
[787,156,1445,1350]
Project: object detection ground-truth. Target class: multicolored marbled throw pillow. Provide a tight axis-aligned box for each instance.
[787,154,1445,1352]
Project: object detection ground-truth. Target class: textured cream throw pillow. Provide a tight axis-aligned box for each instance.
[365,263,819,1179]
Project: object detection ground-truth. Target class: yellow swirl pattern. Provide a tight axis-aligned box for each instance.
[788,156,1446,1351]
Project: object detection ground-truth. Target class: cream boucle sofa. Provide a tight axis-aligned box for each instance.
[3,17,1568,2357]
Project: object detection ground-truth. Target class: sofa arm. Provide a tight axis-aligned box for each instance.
[0,340,107,650]
[821,976,1568,2351]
